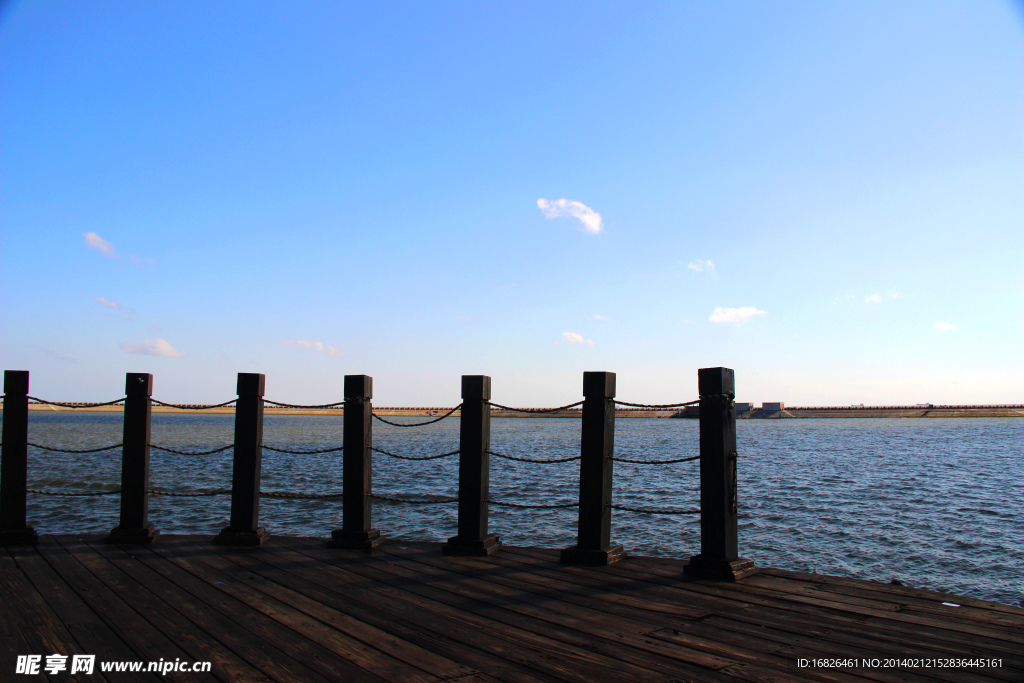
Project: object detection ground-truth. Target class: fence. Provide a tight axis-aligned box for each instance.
[0,368,756,580]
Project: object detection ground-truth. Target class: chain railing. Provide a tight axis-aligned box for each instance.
[372,404,462,426]
[27,396,125,408]
[487,449,579,464]
[150,398,237,410]
[486,400,584,413]
[262,399,345,409]
[371,446,459,461]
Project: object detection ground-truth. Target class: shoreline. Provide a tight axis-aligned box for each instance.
[7,404,1023,418]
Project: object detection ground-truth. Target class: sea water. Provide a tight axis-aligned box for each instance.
[7,412,1023,607]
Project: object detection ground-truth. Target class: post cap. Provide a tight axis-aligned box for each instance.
[583,371,616,398]
[4,370,29,395]
[461,375,491,400]
[125,373,153,397]
[698,367,735,397]
[236,373,265,397]
[344,374,373,400]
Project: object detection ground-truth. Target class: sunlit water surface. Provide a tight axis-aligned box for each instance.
[9,412,1023,606]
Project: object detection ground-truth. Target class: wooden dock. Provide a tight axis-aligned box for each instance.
[3,535,1022,682]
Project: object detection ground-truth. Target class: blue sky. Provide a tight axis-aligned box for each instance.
[2,1,1022,406]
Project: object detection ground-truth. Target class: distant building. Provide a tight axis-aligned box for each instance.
[762,402,784,412]
[735,402,752,414]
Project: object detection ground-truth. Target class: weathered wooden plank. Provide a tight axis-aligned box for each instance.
[496,546,1024,673]
[205,541,485,681]
[137,535,390,683]
[284,537,649,683]
[6,541,149,680]
[373,543,859,683]
[744,571,1024,630]
[221,538,569,682]
[35,537,201,682]
[168,538,441,682]
[88,536,334,682]
[64,536,266,682]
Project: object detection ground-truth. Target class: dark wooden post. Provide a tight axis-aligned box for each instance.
[329,375,383,549]
[684,367,757,580]
[107,373,159,544]
[216,373,269,546]
[1,370,37,545]
[561,371,624,565]
[443,375,500,556]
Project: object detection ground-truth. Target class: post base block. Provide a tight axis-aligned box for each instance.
[214,526,270,547]
[0,526,39,546]
[560,544,626,566]
[442,533,501,556]
[328,528,384,550]
[684,554,758,581]
[105,523,160,545]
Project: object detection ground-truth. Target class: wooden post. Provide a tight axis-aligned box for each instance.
[443,375,500,556]
[329,375,383,549]
[107,373,159,544]
[216,373,269,546]
[684,367,757,580]
[1,370,37,545]
[561,371,624,565]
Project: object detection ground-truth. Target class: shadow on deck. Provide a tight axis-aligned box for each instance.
[2,535,1022,682]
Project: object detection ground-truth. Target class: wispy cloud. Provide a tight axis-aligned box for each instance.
[93,296,121,308]
[557,331,594,346]
[684,259,717,277]
[84,232,118,257]
[536,198,603,234]
[709,306,767,323]
[120,338,185,358]
[865,289,899,304]
[282,339,345,357]
[129,255,155,265]
[934,321,956,331]
[591,314,608,321]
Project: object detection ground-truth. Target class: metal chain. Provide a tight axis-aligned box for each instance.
[609,503,700,515]
[261,444,344,454]
[371,447,459,461]
[261,490,343,499]
[150,488,231,497]
[27,396,125,408]
[614,399,698,408]
[372,405,462,427]
[27,442,122,454]
[487,449,579,464]
[611,454,700,464]
[488,499,578,509]
[486,401,584,413]
[150,398,237,410]
[370,493,458,505]
[262,399,345,409]
[149,444,234,456]
[27,488,121,496]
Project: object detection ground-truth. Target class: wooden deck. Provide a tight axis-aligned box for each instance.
[2,536,1021,682]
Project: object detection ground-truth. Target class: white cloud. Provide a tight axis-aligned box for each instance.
[93,296,121,308]
[591,314,608,321]
[557,331,594,345]
[686,259,717,276]
[709,306,767,323]
[84,232,118,257]
[129,254,155,265]
[282,339,345,357]
[866,290,899,304]
[934,321,956,331]
[536,198,603,234]
[120,338,185,358]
